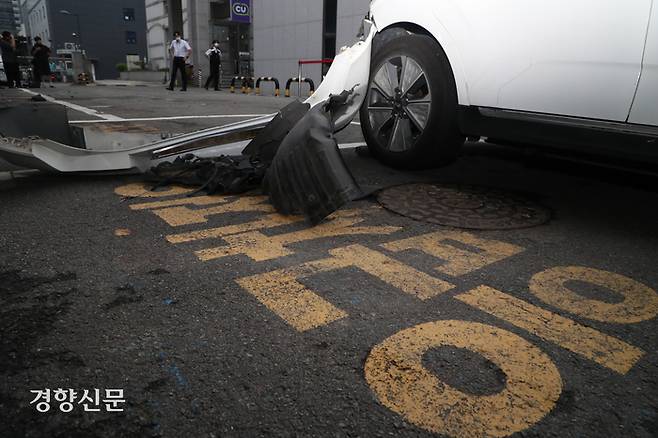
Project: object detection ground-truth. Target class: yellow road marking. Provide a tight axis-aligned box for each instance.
[130,195,229,211]
[530,266,658,324]
[456,286,645,374]
[196,217,401,262]
[166,213,305,243]
[236,244,454,330]
[151,197,274,227]
[383,230,524,277]
[236,255,354,332]
[330,245,454,300]
[236,270,348,332]
[114,183,194,198]
[166,209,367,244]
[365,320,562,437]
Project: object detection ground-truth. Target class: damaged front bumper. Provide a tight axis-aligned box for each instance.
[1,20,377,223]
[0,115,275,173]
[0,20,377,174]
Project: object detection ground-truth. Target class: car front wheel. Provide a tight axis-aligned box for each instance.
[360,33,464,169]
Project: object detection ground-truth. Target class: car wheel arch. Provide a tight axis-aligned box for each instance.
[374,22,470,107]
[360,32,465,169]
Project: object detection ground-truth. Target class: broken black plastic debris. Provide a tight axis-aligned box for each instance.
[147,154,267,196]
[147,100,310,195]
[263,104,363,224]
[242,99,310,163]
[147,96,362,224]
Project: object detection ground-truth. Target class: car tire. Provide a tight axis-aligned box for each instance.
[360,33,464,169]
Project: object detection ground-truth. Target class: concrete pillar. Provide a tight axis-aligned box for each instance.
[188,0,210,85]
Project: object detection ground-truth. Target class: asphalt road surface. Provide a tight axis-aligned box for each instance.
[1,84,657,438]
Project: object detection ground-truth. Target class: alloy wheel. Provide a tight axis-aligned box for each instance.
[367,56,432,152]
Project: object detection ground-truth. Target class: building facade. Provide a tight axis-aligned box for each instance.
[252,0,368,93]
[146,0,369,90]
[146,0,253,79]
[19,0,49,40]
[19,0,147,79]
[0,0,21,34]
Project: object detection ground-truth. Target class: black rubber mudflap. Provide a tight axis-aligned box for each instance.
[263,106,362,224]
[242,100,310,163]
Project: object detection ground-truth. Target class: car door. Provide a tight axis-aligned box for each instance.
[628,1,658,126]
[443,0,652,122]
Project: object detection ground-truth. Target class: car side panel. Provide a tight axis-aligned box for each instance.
[371,0,651,122]
[370,0,472,106]
[628,1,658,126]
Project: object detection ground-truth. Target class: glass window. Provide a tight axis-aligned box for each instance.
[123,8,135,21]
[125,31,137,44]
[211,1,230,20]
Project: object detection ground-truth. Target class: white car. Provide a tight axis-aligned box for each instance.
[360,0,658,168]
[2,1,656,177]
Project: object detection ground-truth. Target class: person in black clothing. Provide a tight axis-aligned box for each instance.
[204,40,222,91]
[1,31,21,88]
[31,36,51,88]
[167,31,191,91]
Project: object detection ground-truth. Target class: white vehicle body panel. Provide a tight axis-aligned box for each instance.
[370,0,653,122]
[307,21,377,130]
[629,2,658,126]
[0,116,274,173]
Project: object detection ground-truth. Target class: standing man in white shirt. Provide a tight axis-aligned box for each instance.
[167,31,192,91]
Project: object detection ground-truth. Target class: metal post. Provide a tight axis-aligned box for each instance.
[298,62,302,98]
[198,69,202,88]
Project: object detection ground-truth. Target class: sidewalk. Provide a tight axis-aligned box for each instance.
[95,80,164,87]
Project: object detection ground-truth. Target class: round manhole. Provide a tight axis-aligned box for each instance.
[377,183,550,230]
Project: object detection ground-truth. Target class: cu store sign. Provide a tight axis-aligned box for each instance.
[230,0,251,23]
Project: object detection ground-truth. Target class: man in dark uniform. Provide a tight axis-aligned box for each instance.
[1,31,21,88]
[31,36,51,88]
[204,40,222,91]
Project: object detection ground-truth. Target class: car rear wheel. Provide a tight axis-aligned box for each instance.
[360,33,464,169]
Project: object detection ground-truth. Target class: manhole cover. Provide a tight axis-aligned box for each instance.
[377,183,550,230]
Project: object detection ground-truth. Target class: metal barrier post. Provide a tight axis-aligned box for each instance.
[296,58,333,97]
[230,76,240,93]
[284,77,316,97]
[255,77,281,96]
